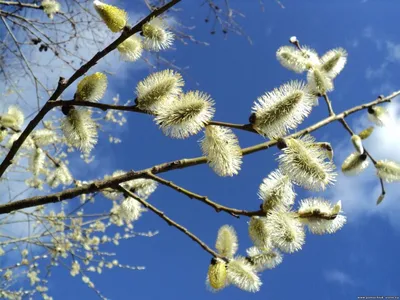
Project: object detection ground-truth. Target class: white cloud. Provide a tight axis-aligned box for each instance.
[324,269,356,286]
[330,99,400,229]
[386,41,400,62]
[365,62,388,80]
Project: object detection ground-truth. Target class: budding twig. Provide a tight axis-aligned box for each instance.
[0,91,399,215]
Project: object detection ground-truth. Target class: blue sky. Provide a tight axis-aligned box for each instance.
[3,0,400,299]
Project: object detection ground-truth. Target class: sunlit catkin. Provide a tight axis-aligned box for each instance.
[207,258,227,291]
[142,17,174,51]
[75,72,107,102]
[226,257,261,293]
[341,152,369,175]
[250,81,315,138]
[351,135,364,154]
[375,160,400,182]
[367,106,388,126]
[307,67,334,95]
[246,247,283,271]
[93,0,127,32]
[117,35,143,62]
[155,91,215,139]
[319,48,347,79]
[248,216,271,249]
[266,210,305,253]
[358,126,374,140]
[258,170,295,212]
[41,0,60,19]
[136,69,184,112]
[200,125,242,177]
[298,198,346,234]
[215,225,238,258]
[276,45,319,73]
[278,135,337,191]
[61,108,98,154]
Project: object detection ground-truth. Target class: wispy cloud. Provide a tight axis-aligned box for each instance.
[324,269,356,286]
[362,28,400,81]
[330,99,400,229]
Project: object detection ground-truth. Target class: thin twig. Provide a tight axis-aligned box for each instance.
[145,171,262,217]
[117,185,225,260]
[322,93,386,198]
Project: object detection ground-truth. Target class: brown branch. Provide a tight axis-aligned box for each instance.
[145,171,262,217]
[0,1,42,10]
[117,185,225,260]
[0,0,182,179]
[322,94,335,117]
[59,99,258,133]
[1,90,399,215]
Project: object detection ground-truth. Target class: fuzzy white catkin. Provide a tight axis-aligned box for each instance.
[200,125,243,177]
[32,129,58,146]
[41,0,61,19]
[278,135,337,191]
[319,48,348,79]
[258,169,295,212]
[215,225,238,258]
[266,210,305,253]
[61,108,98,154]
[251,81,315,138]
[248,216,271,249]
[341,153,369,175]
[102,170,158,201]
[0,105,24,129]
[375,160,400,182]
[155,91,215,139]
[246,247,283,271]
[118,197,144,223]
[298,198,346,234]
[142,17,174,52]
[367,106,388,127]
[117,35,143,62]
[307,67,334,95]
[136,69,184,112]
[276,45,319,73]
[30,148,45,176]
[226,257,261,293]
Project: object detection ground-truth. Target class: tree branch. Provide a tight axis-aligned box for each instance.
[0,0,182,179]
[59,99,258,133]
[145,171,262,217]
[117,185,225,260]
[322,93,386,199]
[1,91,398,215]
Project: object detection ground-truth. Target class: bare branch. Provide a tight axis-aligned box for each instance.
[117,185,225,260]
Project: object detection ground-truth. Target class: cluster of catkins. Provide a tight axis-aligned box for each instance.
[2,1,400,295]
[202,37,400,292]
[59,0,176,155]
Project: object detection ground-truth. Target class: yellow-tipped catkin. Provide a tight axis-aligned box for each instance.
[93,0,127,32]
[75,72,107,102]
[358,126,374,140]
[207,258,227,291]
[117,35,143,62]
